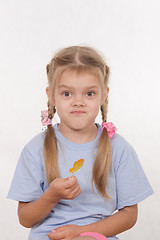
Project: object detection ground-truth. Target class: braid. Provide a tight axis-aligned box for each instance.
[47,101,56,120]
[92,65,111,199]
[44,124,60,183]
[44,101,59,184]
[101,96,108,122]
[101,63,109,122]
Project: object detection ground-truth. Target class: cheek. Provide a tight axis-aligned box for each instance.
[89,101,101,115]
[55,107,63,120]
[91,98,101,108]
[55,100,68,116]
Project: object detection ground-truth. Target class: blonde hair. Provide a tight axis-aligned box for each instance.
[44,46,111,199]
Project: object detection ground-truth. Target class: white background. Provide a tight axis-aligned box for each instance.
[0,0,159,239]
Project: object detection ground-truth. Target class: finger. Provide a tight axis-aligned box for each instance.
[65,181,81,193]
[71,186,81,198]
[65,176,78,189]
[50,230,66,240]
[65,185,81,199]
[47,229,58,239]
[47,232,55,240]
[54,226,67,232]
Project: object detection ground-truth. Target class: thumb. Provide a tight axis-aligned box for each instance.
[65,175,77,187]
[67,175,76,181]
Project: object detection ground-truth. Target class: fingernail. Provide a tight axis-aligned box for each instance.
[68,176,73,179]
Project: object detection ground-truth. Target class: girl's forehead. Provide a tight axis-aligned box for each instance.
[57,70,102,88]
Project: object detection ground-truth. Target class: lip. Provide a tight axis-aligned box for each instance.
[71,111,86,114]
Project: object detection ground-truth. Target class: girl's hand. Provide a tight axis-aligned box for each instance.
[46,176,81,203]
[47,224,82,240]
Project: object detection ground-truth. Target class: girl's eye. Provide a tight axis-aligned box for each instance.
[62,91,71,97]
[86,92,95,97]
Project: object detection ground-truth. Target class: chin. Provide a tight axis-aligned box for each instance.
[69,122,87,131]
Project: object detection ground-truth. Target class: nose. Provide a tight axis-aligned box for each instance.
[72,95,85,107]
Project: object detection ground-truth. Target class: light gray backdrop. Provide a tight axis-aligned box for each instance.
[0,0,159,239]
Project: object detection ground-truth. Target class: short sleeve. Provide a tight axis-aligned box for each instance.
[116,144,154,210]
[7,146,44,202]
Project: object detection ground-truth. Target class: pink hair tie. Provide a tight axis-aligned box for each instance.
[41,110,52,126]
[102,122,117,138]
[80,232,109,240]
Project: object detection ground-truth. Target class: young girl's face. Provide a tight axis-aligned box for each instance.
[51,70,107,133]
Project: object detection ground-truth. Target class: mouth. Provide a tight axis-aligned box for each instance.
[71,111,86,115]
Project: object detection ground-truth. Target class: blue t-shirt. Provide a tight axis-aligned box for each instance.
[7,123,153,240]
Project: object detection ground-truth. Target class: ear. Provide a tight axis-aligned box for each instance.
[101,86,109,106]
[46,87,55,105]
[46,86,50,98]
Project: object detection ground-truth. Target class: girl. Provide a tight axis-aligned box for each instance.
[8,46,153,240]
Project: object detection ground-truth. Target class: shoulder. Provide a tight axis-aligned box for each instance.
[110,133,132,152]
[19,131,46,169]
[25,131,46,152]
[110,133,137,171]
[97,123,133,155]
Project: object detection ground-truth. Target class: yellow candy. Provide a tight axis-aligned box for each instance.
[69,159,85,173]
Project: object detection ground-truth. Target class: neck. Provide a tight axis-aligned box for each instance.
[58,124,98,144]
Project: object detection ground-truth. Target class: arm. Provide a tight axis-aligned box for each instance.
[18,176,81,228]
[82,204,138,237]
[18,190,57,228]
[47,204,138,239]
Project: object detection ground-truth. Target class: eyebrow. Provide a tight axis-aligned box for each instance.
[58,85,99,89]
